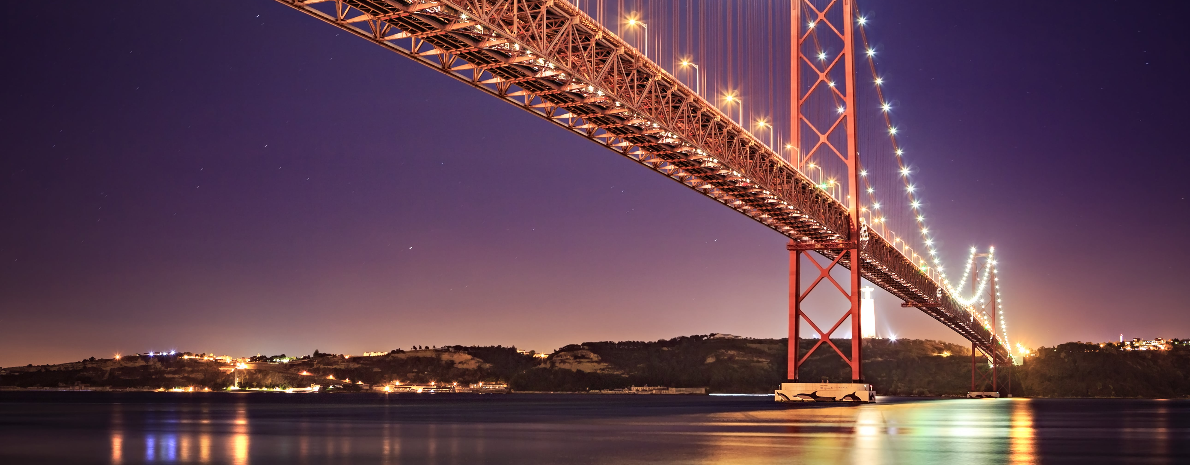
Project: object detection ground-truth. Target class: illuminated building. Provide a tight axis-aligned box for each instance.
[861,287,876,339]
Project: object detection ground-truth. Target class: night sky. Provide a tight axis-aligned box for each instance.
[3,1,1189,367]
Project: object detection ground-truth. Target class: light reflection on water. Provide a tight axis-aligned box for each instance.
[1,394,1187,464]
[110,404,123,464]
[231,405,248,465]
[1009,398,1035,464]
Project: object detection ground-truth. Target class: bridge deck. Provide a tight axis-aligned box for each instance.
[276,0,1010,364]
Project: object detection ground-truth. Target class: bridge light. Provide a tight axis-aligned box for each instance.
[895,148,904,156]
[808,21,816,29]
[881,103,891,112]
[906,185,916,193]
[872,203,880,209]
[874,77,883,86]
[867,187,874,193]
[900,167,910,176]
[837,105,844,113]
[866,48,875,57]
[889,127,897,135]
[817,51,827,61]
[859,170,868,177]
[858,16,867,25]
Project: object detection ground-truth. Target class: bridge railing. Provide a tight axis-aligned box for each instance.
[276,0,1012,365]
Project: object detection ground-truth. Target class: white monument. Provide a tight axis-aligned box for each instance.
[860,286,876,339]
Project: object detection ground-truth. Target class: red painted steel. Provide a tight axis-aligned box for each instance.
[788,0,799,169]
[991,264,998,392]
[788,246,800,381]
[785,0,864,382]
[969,255,1007,395]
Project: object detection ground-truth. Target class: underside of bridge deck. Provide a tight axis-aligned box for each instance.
[273,0,1012,368]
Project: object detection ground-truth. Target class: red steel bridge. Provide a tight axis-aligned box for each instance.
[273,0,1016,394]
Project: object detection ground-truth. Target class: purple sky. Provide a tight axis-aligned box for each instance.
[3,0,1189,367]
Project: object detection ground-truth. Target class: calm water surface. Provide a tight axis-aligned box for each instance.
[0,392,1186,464]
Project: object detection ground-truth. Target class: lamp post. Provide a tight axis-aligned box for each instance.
[627,18,648,58]
[755,119,774,150]
[679,60,700,96]
[804,162,822,185]
[723,94,742,125]
[785,143,800,169]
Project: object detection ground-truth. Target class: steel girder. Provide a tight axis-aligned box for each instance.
[272,0,1011,365]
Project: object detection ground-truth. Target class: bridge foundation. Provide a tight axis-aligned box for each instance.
[775,382,875,403]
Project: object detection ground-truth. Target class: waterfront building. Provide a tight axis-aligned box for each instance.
[861,287,876,339]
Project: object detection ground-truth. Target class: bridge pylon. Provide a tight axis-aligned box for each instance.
[775,0,873,403]
[967,254,1011,398]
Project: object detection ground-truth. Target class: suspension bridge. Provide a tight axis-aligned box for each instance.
[272,0,1015,401]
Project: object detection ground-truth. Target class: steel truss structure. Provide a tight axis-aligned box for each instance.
[274,0,1012,365]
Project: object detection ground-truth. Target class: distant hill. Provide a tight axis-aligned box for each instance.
[1015,342,1190,398]
[519,336,976,395]
[3,336,1189,397]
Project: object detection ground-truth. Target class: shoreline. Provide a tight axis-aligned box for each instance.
[2,388,1188,400]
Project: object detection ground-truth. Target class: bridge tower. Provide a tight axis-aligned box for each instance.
[776,0,875,403]
[967,251,1010,398]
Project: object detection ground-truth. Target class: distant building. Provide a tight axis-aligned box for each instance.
[592,386,708,395]
[376,381,508,393]
[362,351,387,357]
[860,287,876,339]
[1121,338,1172,351]
[517,349,549,358]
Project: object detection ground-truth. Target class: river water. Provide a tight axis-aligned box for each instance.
[0,392,1185,464]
